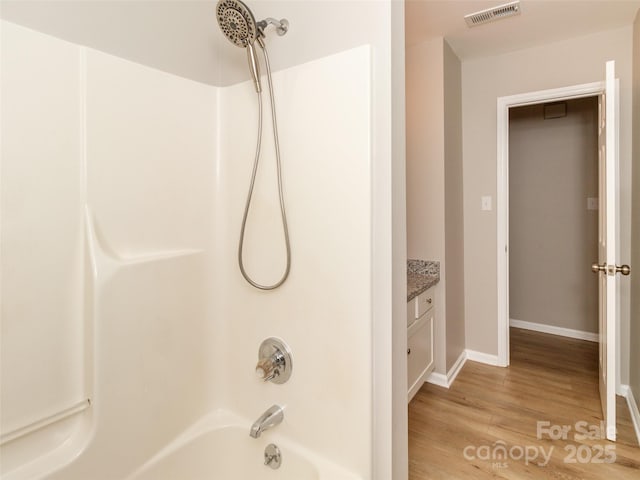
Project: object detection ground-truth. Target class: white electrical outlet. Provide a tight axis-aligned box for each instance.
[481,196,492,211]
[587,197,598,210]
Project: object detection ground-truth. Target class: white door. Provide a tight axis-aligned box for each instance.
[593,60,618,442]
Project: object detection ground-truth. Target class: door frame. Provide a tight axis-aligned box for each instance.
[496,81,606,367]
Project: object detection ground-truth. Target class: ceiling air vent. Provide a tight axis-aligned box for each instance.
[464,1,521,27]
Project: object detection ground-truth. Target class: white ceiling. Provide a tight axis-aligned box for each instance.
[406,0,640,59]
[1,1,639,86]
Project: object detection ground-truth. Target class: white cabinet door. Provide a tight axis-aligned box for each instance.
[407,310,433,402]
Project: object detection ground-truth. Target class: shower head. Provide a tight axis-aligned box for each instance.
[216,0,258,48]
[216,0,262,92]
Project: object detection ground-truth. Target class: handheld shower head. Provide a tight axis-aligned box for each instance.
[216,0,257,48]
[216,0,292,290]
[216,0,262,92]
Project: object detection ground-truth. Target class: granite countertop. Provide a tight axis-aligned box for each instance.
[407,259,440,302]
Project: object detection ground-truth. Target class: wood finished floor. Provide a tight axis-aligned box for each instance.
[408,328,640,479]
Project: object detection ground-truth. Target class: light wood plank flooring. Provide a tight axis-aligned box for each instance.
[408,327,640,479]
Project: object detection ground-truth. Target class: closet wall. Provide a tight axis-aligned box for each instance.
[509,97,599,334]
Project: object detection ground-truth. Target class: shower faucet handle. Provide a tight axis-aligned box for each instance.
[255,338,292,384]
[255,356,280,382]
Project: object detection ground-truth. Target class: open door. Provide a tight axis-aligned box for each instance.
[592,60,623,442]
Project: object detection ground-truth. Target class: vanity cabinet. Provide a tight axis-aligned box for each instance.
[407,287,434,402]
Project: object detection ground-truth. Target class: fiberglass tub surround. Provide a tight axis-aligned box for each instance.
[0,1,374,477]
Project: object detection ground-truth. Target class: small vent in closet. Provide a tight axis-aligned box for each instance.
[464,1,521,27]
[544,102,567,119]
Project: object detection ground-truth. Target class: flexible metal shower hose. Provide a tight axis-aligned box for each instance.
[238,41,291,290]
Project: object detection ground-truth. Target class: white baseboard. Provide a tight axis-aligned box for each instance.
[620,384,640,445]
[426,350,467,389]
[510,318,598,343]
[447,350,467,385]
[426,348,497,389]
[465,349,499,366]
[425,372,448,388]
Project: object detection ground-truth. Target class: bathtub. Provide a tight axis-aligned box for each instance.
[123,410,361,480]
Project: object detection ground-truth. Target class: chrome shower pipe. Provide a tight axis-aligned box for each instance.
[257,18,289,37]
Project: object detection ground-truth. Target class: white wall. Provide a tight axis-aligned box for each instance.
[509,98,599,334]
[1,21,216,479]
[406,38,446,374]
[214,46,373,475]
[462,27,634,364]
[84,50,216,258]
[443,40,465,371]
[405,37,465,375]
[69,47,215,479]
[1,21,85,471]
[406,38,444,265]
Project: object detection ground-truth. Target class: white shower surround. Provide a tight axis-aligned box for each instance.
[1,20,375,480]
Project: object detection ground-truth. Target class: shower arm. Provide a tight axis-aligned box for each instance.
[257,18,289,37]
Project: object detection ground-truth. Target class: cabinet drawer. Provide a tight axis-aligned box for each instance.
[415,288,434,319]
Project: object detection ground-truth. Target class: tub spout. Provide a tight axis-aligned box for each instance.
[250,404,284,439]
